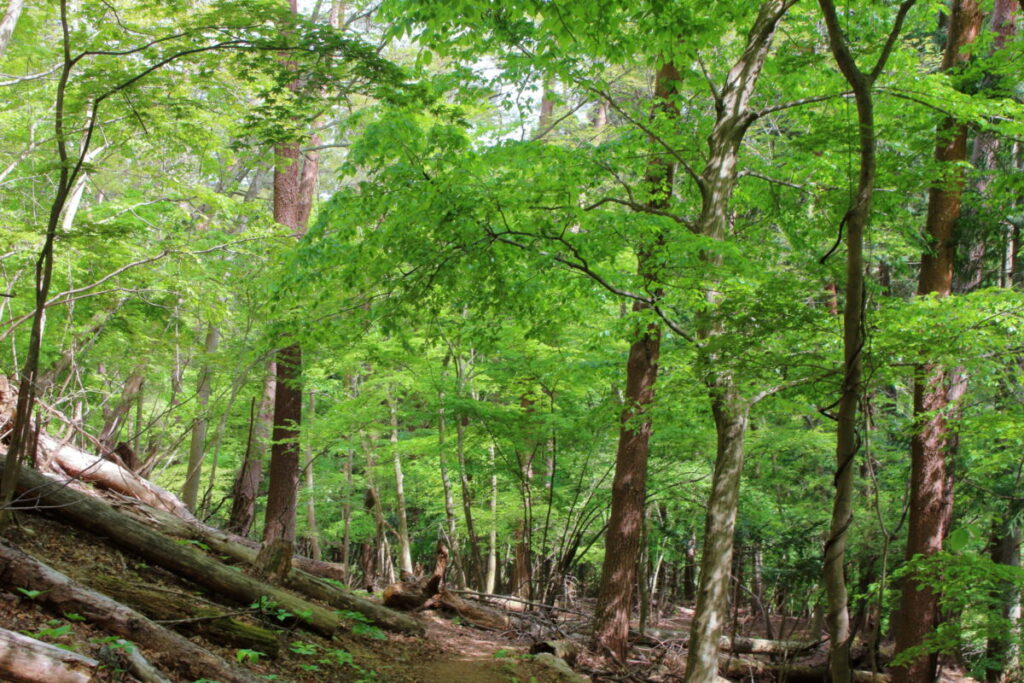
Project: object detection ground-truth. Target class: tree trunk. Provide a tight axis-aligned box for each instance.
[303,391,321,561]
[590,59,677,663]
[258,343,302,579]
[815,1,919,680]
[684,4,792,679]
[228,361,274,536]
[893,4,982,682]
[438,387,466,586]
[259,0,318,575]
[486,443,499,594]
[182,323,219,511]
[986,501,1022,682]
[389,393,414,577]
[98,366,145,455]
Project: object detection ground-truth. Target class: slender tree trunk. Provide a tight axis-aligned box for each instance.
[341,446,353,584]
[438,388,466,587]
[98,366,145,455]
[893,4,981,681]
[815,1,918,680]
[304,392,321,561]
[182,324,219,511]
[389,394,414,577]
[227,361,274,536]
[986,500,1022,682]
[590,59,678,664]
[684,4,794,679]
[486,443,498,594]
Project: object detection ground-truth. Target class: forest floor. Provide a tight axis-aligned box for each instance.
[1,512,579,682]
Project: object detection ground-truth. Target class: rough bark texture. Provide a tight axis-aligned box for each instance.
[892,4,982,682]
[389,394,414,577]
[0,0,25,58]
[0,543,256,683]
[590,60,676,663]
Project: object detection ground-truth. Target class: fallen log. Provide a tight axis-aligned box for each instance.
[117,502,425,636]
[0,626,97,683]
[41,432,196,522]
[4,463,343,638]
[530,639,580,665]
[89,575,281,657]
[635,627,821,656]
[436,589,512,630]
[0,542,257,683]
[383,541,447,610]
[720,655,890,682]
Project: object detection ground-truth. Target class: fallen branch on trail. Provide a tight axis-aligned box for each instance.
[0,626,98,683]
[0,542,257,682]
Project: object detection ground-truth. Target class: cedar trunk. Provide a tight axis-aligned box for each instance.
[892,4,981,681]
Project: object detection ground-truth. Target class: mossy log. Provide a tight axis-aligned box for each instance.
[719,655,890,682]
[90,576,281,657]
[4,463,342,638]
[0,542,256,683]
[117,502,424,636]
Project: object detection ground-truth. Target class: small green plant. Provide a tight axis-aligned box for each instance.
[290,640,318,655]
[298,663,321,671]
[34,623,72,640]
[236,648,264,664]
[338,610,387,640]
[16,587,43,600]
[493,648,513,659]
[63,613,86,622]
[174,539,211,551]
[328,648,354,666]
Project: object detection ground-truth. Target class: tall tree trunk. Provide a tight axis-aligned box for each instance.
[438,387,466,587]
[98,366,145,455]
[182,324,219,511]
[815,1,918,680]
[258,0,318,576]
[303,391,321,561]
[341,445,353,584]
[684,4,794,680]
[457,361,484,588]
[486,443,499,594]
[389,394,414,577]
[591,60,677,661]
[893,4,982,681]
[986,499,1022,682]
[227,361,274,536]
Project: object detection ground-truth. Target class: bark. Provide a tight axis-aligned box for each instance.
[0,626,97,683]
[0,0,24,58]
[361,433,395,590]
[634,628,819,656]
[303,391,321,561]
[182,323,219,511]
[438,387,466,587]
[893,4,982,682]
[684,4,793,680]
[259,342,301,578]
[0,542,257,683]
[260,0,318,573]
[815,1,918,680]
[3,461,345,638]
[383,541,448,610]
[486,443,499,594]
[228,362,274,536]
[389,394,414,577]
[590,60,676,663]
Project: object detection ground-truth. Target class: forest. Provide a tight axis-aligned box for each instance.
[0,0,1023,681]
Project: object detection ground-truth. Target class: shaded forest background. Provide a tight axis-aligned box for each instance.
[1,0,1023,681]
